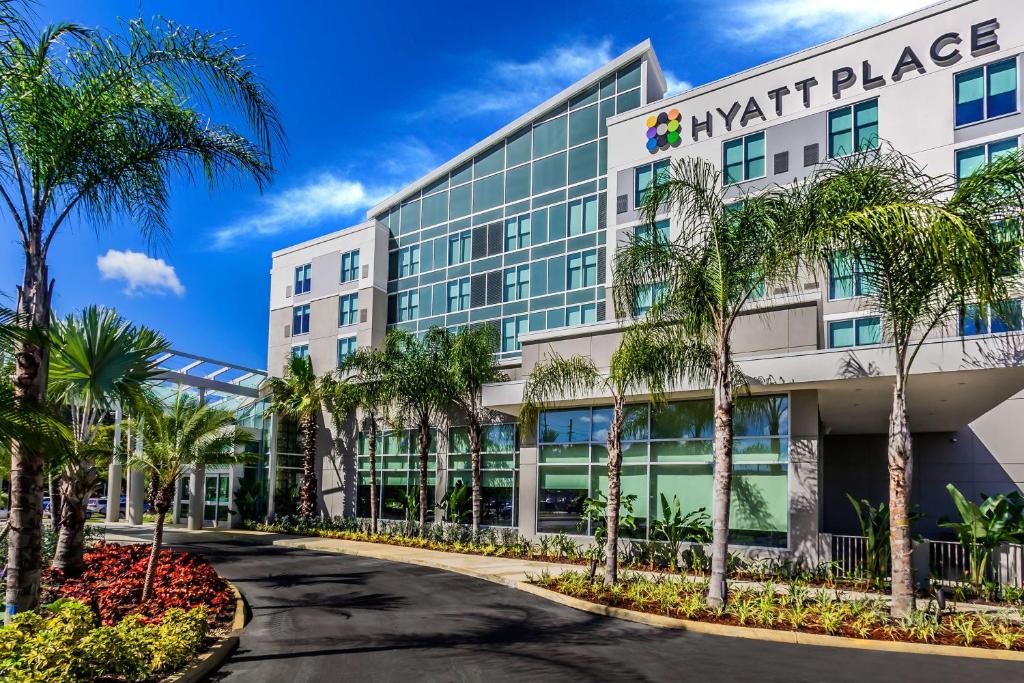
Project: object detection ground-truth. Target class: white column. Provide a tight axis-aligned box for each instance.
[187,388,208,530]
[105,406,123,523]
[266,411,279,521]
[127,420,144,525]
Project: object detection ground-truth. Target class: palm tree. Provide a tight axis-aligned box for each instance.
[614,157,803,605]
[47,306,169,576]
[801,146,1024,616]
[0,10,280,612]
[386,328,454,534]
[131,392,249,603]
[266,355,333,520]
[520,333,691,584]
[447,325,508,537]
[332,344,396,533]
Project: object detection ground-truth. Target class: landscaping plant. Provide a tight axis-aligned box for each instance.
[650,494,711,573]
[939,484,1023,588]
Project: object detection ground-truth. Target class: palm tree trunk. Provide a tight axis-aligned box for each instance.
[298,413,319,520]
[468,415,482,539]
[368,420,378,534]
[52,476,88,578]
[706,345,734,608]
[48,476,61,530]
[888,361,915,617]
[6,248,52,618]
[141,482,176,604]
[417,415,430,535]
[605,396,624,585]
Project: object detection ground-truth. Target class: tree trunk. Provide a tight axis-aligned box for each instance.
[888,363,915,617]
[298,413,319,520]
[140,482,175,604]
[417,415,430,535]
[706,343,734,608]
[605,396,624,585]
[52,473,90,578]
[48,476,61,531]
[6,248,51,619]
[468,414,482,539]
[368,419,378,534]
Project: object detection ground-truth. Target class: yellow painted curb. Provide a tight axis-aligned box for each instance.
[162,581,248,683]
[516,582,1024,662]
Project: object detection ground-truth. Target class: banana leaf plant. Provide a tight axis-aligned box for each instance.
[439,480,471,525]
[650,494,711,573]
[939,484,1023,587]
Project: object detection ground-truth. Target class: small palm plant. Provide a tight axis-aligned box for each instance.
[132,392,250,603]
[939,484,1023,589]
[650,494,711,573]
[47,306,169,576]
[439,480,471,525]
[579,492,638,581]
[266,355,334,520]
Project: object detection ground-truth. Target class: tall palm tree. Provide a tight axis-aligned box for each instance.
[801,146,1024,616]
[386,328,454,534]
[47,306,169,576]
[332,344,396,533]
[0,10,280,613]
[520,333,688,584]
[447,325,508,537]
[614,157,803,606]
[131,392,249,603]
[266,355,332,520]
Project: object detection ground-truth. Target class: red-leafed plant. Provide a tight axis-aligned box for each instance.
[49,543,231,625]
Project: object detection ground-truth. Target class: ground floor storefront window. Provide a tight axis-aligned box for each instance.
[357,428,438,522]
[447,424,518,527]
[537,395,790,547]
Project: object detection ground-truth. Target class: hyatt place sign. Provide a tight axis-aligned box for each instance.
[647,18,1004,152]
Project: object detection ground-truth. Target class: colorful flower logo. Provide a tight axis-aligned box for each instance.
[645,109,682,152]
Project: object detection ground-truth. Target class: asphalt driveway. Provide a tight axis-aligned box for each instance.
[116,530,1021,683]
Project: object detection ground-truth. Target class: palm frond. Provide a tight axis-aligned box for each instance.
[519,354,604,438]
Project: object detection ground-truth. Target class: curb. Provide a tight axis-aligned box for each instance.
[516,582,1024,662]
[162,582,248,683]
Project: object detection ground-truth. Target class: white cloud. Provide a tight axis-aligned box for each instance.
[210,173,392,249]
[431,39,617,119]
[663,70,693,97]
[97,249,185,297]
[727,0,935,43]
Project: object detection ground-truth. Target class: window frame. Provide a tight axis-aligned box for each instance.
[566,249,598,290]
[294,263,311,295]
[722,131,766,186]
[338,292,358,327]
[634,159,670,208]
[959,299,1024,336]
[340,249,360,283]
[396,290,419,322]
[448,230,471,265]
[954,56,1020,128]
[827,98,879,159]
[447,277,470,313]
[955,136,1020,183]
[827,316,882,349]
[503,264,530,302]
[291,304,310,336]
[337,336,357,366]
[398,245,420,277]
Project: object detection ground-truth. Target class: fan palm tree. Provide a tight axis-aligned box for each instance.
[386,328,454,534]
[47,306,169,576]
[265,355,333,520]
[800,146,1024,616]
[520,333,693,584]
[0,8,280,612]
[131,392,249,603]
[331,343,396,533]
[614,156,804,605]
[447,325,508,537]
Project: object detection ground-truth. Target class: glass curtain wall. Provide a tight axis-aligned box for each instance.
[447,424,518,526]
[357,428,439,522]
[380,60,646,357]
[537,394,790,547]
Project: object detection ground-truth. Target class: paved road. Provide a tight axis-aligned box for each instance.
[122,530,1021,683]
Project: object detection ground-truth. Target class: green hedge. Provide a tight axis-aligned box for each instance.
[0,599,209,682]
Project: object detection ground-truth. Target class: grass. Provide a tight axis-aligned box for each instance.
[532,570,1024,651]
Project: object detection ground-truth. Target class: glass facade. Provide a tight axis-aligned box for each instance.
[447,424,518,526]
[537,395,790,547]
[377,60,645,357]
[356,428,439,521]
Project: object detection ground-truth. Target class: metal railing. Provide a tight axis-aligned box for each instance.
[829,533,874,579]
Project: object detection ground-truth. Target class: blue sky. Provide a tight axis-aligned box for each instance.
[0,0,933,369]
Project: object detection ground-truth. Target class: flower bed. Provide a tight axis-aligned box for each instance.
[533,570,1024,651]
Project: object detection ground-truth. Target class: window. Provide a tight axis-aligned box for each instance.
[447,278,470,312]
[448,231,471,265]
[398,245,420,277]
[960,300,1023,336]
[955,57,1018,126]
[567,195,598,236]
[634,282,668,316]
[340,250,360,282]
[292,304,310,335]
[565,303,597,326]
[504,265,530,302]
[337,337,357,366]
[828,252,875,299]
[339,293,358,327]
[828,99,879,158]
[504,215,531,251]
[634,159,670,207]
[294,264,311,295]
[397,291,419,322]
[635,219,669,243]
[501,315,529,352]
[828,317,882,348]
[723,132,766,185]
[291,344,308,360]
[567,249,598,290]
[956,138,1019,180]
